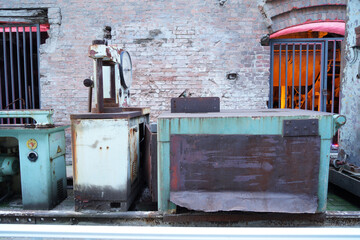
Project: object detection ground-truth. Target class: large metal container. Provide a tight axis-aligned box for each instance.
[71,110,149,211]
[157,108,345,213]
[0,110,68,210]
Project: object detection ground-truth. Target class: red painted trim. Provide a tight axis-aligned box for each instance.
[0,23,50,33]
[270,20,345,39]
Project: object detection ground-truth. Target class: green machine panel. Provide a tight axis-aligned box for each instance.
[0,110,68,210]
[157,108,346,213]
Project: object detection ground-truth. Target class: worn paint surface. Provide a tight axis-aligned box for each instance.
[71,114,148,211]
[339,0,360,168]
[158,109,342,213]
[145,124,158,202]
[170,134,320,213]
[0,124,67,210]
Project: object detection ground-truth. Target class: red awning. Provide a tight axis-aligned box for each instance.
[270,21,345,39]
[0,24,50,33]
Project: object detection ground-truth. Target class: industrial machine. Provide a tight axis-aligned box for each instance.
[157,98,346,213]
[71,41,150,211]
[0,110,68,210]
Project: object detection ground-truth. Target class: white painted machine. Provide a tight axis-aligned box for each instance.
[71,40,149,211]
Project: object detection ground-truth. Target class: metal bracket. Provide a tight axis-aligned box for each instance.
[283,119,319,137]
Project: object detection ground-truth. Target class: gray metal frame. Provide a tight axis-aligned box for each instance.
[269,38,343,113]
[0,24,41,124]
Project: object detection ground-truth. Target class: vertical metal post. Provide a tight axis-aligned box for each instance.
[23,26,29,123]
[331,40,336,113]
[29,26,35,109]
[3,27,9,108]
[312,44,316,111]
[319,42,325,112]
[305,43,309,110]
[23,26,29,110]
[96,59,104,113]
[285,44,288,108]
[298,44,302,109]
[278,44,282,108]
[322,40,329,112]
[269,42,274,108]
[2,27,9,123]
[292,43,295,109]
[36,24,41,109]
[16,26,23,123]
[9,26,15,123]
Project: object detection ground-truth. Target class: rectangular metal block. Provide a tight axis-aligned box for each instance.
[283,119,318,137]
[71,114,148,211]
[171,97,220,113]
[170,134,321,213]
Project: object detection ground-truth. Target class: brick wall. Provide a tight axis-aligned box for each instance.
[259,0,346,33]
[1,0,272,163]
[0,0,345,163]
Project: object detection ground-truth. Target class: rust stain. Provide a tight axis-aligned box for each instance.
[71,124,77,181]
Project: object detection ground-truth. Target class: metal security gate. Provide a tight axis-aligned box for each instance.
[0,24,41,124]
[269,38,343,113]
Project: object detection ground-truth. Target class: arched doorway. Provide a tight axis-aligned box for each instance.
[268,21,345,114]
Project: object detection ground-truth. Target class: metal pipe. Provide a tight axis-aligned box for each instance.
[312,44,316,111]
[285,44,288,108]
[36,24,41,109]
[319,43,325,112]
[305,43,309,110]
[29,26,35,109]
[269,42,274,108]
[2,27,9,123]
[322,40,329,112]
[16,27,23,124]
[298,44,302,109]
[9,26,15,123]
[292,43,295,109]
[331,40,336,113]
[278,44,282,108]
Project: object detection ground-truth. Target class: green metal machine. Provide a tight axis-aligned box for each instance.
[0,110,68,210]
[157,101,346,214]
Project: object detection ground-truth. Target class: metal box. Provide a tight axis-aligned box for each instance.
[157,109,345,213]
[0,110,68,210]
[71,111,149,211]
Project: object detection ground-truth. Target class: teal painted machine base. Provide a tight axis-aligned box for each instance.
[157,109,345,213]
[0,110,68,210]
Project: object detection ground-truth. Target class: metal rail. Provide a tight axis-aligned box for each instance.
[0,225,360,239]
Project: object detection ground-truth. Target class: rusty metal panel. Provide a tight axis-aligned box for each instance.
[283,119,319,137]
[144,124,158,202]
[170,134,321,213]
[170,97,220,113]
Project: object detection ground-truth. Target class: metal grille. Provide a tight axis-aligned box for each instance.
[269,38,343,113]
[57,178,64,201]
[0,24,41,124]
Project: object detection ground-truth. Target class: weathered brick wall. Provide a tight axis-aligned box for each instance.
[258,0,347,33]
[1,0,271,163]
[2,0,346,164]
[2,0,271,121]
